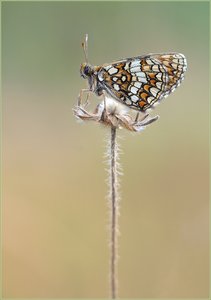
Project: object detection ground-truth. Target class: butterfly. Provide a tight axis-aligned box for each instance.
[80,36,187,112]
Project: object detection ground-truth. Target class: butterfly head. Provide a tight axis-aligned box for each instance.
[80,63,93,79]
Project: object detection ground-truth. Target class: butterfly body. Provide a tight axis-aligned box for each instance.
[80,53,187,111]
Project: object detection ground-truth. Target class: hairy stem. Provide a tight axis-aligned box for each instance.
[110,125,118,299]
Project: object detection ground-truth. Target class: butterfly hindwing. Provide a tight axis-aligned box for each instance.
[98,53,187,111]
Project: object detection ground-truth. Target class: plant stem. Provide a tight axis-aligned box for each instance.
[110,125,118,299]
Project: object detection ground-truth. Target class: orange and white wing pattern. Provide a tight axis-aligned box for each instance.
[97,53,187,111]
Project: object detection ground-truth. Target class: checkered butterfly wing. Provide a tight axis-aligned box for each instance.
[98,53,187,111]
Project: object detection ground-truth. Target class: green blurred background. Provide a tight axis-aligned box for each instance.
[2,1,209,298]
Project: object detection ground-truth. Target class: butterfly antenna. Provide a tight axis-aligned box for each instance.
[82,33,88,63]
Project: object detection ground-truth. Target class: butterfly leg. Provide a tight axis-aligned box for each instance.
[138,113,151,122]
[84,92,91,108]
[100,94,111,123]
[74,89,104,122]
[135,112,148,122]
[103,94,107,114]
[78,88,91,107]
[138,115,159,126]
[135,112,139,122]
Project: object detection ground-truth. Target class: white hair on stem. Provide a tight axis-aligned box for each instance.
[105,125,121,299]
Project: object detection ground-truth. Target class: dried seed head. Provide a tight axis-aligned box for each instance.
[73,95,159,132]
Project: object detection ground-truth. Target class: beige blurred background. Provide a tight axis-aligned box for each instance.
[2,1,209,298]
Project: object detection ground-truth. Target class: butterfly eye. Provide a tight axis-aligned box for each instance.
[80,64,92,78]
[84,65,90,76]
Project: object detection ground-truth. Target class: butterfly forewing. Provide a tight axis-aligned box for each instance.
[98,53,187,111]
